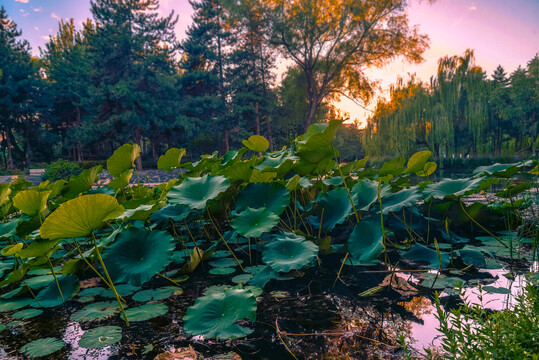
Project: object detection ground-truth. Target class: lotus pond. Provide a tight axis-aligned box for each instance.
[0,121,538,359]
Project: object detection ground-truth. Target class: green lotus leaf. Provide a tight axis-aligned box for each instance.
[219,159,255,182]
[149,204,194,228]
[420,274,465,290]
[209,267,236,275]
[381,187,422,214]
[235,183,290,216]
[102,283,140,298]
[380,157,405,176]
[0,264,30,287]
[79,326,122,349]
[63,165,103,199]
[297,120,341,148]
[347,221,384,266]
[40,194,125,240]
[158,148,187,172]
[124,303,168,322]
[35,274,80,307]
[17,239,59,259]
[107,143,141,178]
[322,177,343,186]
[132,287,178,302]
[351,179,379,211]
[423,177,485,200]
[12,308,43,319]
[0,298,33,312]
[0,323,5,332]
[247,265,278,288]
[72,301,120,322]
[20,337,65,358]
[242,135,269,153]
[183,288,257,340]
[167,174,230,210]
[473,162,519,177]
[231,207,279,238]
[1,243,23,256]
[101,228,175,286]
[312,187,353,231]
[0,184,11,207]
[13,190,51,217]
[209,258,242,268]
[108,169,133,190]
[403,151,432,174]
[459,248,486,268]
[263,234,319,272]
[417,162,437,177]
[24,275,56,290]
[0,218,18,240]
[232,273,253,284]
[401,244,450,269]
[78,287,106,297]
[254,148,296,176]
[483,286,511,294]
[249,169,277,183]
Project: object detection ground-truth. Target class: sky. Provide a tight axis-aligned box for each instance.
[3,0,539,127]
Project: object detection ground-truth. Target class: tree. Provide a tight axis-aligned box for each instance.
[88,0,179,168]
[260,0,429,131]
[0,7,41,169]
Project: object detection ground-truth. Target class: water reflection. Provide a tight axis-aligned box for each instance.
[63,321,119,359]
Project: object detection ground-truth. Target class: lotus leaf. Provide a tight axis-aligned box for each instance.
[13,190,51,217]
[183,288,257,339]
[168,174,230,210]
[0,184,11,206]
[420,274,465,290]
[0,219,18,240]
[263,235,318,272]
[235,182,290,216]
[0,298,33,312]
[78,287,107,298]
[417,162,437,177]
[132,287,178,302]
[483,286,511,294]
[24,275,56,290]
[459,248,486,268]
[403,151,432,174]
[0,323,5,332]
[231,207,279,238]
[423,177,485,200]
[72,301,120,322]
[158,148,186,172]
[20,338,65,357]
[351,179,379,211]
[312,187,353,231]
[297,120,341,148]
[63,165,103,199]
[108,169,134,190]
[247,265,277,288]
[79,326,122,349]
[102,283,140,298]
[209,258,242,268]
[40,194,124,240]
[17,239,59,259]
[255,148,296,176]
[242,135,269,152]
[249,169,277,183]
[35,274,80,307]
[125,303,169,322]
[107,143,141,178]
[1,243,23,256]
[209,267,236,275]
[149,204,194,229]
[12,308,43,319]
[101,228,175,286]
[232,274,252,284]
[381,187,422,214]
[473,162,519,177]
[401,244,450,269]
[347,221,384,266]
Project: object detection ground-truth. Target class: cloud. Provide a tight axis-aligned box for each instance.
[15,0,29,3]
[34,26,38,31]
[22,13,29,17]
[41,35,51,40]
[469,5,477,11]
[32,7,42,12]
[51,12,60,19]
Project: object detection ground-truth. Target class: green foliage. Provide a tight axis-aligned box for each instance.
[20,338,65,358]
[79,326,122,349]
[42,160,82,182]
[262,234,319,273]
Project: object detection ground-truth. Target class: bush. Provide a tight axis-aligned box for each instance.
[42,159,82,182]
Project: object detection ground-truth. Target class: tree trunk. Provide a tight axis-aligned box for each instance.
[134,126,143,171]
[254,102,261,136]
[223,129,230,154]
[304,100,318,132]
[266,116,274,152]
[152,137,159,159]
[5,129,14,170]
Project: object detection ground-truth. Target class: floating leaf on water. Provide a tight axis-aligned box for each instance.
[79,325,122,349]
[263,234,319,273]
[78,296,94,303]
[420,274,464,290]
[0,298,33,312]
[12,308,43,320]
[72,301,120,322]
[8,321,22,327]
[231,274,252,284]
[102,283,140,298]
[167,175,230,210]
[212,250,232,258]
[248,265,278,289]
[183,288,257,340]
[0,323,5,332]
[78,287,106,298]
[401,244,450,269]
[209,258,242,268]
[347,221,384,266]
[482,286,511,294]
[125,303,169,322]
[40,194,124,240]
[459,248,486,268]
[20,338,65,358]
[132,287,179,302]
[101,228,175,287]
[231,207,279,238]
[209,267,236,275]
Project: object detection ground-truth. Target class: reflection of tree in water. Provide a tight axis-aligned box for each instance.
[399,296,434,318]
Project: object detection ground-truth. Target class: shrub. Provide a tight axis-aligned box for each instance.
[42,159,82,182]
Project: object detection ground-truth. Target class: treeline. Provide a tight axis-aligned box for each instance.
[0,0,428,169]
[364,50,539,160]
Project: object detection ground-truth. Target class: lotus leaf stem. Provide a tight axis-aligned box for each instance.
[47,257,64,302]
[332,146,359,223]
[333,252,349,287]
[458,201,508,248]
[156,273,182,288]
[206,208,244,271]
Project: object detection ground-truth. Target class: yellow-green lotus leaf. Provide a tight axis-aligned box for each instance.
[242,135,269,153]
[40,194,124,240]
[157,148,186,172]
[13,190,51,216]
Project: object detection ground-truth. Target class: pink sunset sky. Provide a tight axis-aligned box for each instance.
[4,0,539,126]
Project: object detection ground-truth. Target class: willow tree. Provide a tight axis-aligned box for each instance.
[260,0,429,131]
